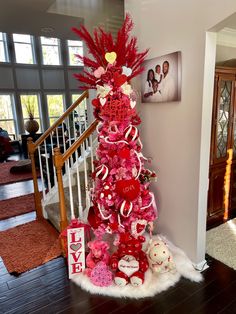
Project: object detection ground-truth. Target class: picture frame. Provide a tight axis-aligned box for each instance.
[141,51,181,103]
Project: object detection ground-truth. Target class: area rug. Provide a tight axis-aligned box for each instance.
[206,218,236,270]
[0,220,62,274]
[0,161,36,185]
[71,235,203,298]
[0,194,35,220]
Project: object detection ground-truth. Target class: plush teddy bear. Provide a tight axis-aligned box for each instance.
[110,233,149,287]
[146,239,175,274]
[86,239,110,276]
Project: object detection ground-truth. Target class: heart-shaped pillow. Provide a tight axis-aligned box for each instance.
[118,256,139,277]
[115,179,140,201]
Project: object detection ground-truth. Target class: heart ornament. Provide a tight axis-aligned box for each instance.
[113,72,127,87]
[118,255,139,277]
[130,100,136,109]
[94,66,105,78]
[115,179,140,201]
[122,66,132,77]
[70,243,82,252]
[105,52,117,64]
[100,98,106,106]
[131,219,147,237]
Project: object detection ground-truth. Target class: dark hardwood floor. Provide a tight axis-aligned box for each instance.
[0,155,236,313]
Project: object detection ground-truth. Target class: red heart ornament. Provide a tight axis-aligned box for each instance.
[115,179,140,201]
[92,98,99,107]
[113,73,127,87]
[131,219,147,237]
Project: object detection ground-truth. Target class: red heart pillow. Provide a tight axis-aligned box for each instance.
[115,179,140,201]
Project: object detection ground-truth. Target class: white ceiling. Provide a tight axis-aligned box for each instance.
[0,0,124,40]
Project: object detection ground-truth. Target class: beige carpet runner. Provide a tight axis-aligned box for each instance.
[206,218,236,270]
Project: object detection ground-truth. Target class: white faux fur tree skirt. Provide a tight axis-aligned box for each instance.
[71,235,203,298]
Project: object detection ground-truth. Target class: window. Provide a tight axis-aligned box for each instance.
[72,94,87,134]
[13,33,35,64]
[41,37,61,65]
[46,94,64,125]
[67,40,83,66]
[0,94,16,136]
[0,32,9,62]
[72,94,87,120]
[20,94,41,131]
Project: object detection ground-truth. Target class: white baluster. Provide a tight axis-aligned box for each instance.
[82,138,90,214]
[37,145,46,200]
[44,139,51,191]
[67,159,75,220]
[66,116,73,168]
[76,147,83,219]
[90,134,95,190]
[50,133,57,188]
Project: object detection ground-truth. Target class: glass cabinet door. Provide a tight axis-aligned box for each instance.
[216,80,232,159]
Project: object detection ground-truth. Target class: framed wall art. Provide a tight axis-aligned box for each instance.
[141,51,181,103]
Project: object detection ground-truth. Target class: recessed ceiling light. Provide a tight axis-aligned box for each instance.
[41,27,55,33]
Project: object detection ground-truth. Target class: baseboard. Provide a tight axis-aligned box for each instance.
[193,259,209,272]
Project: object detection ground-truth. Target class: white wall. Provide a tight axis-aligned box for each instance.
[125,0,236,264]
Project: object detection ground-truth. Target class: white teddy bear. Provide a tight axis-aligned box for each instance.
[146,238,176,274]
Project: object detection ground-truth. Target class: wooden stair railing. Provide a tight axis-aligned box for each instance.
[54,119,99,231]
[27,91,89,220]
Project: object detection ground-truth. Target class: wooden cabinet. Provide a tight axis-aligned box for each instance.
[207,67,236,228]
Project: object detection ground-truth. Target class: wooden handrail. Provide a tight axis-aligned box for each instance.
[34,90,89,148]
[62,119,99,163]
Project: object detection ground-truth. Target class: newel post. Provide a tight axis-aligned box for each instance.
[54,147,68,232]
[27,137,43,219]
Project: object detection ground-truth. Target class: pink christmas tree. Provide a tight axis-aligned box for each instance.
[73,15,158,287]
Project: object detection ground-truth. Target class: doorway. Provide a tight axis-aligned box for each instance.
[207,28,236,229]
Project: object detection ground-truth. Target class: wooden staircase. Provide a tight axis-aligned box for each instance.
[27,91,99,232]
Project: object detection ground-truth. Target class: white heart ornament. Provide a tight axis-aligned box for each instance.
[118,258,139,277]
[122,66,132,76]
[100,98,106,106]
[130,100,136,109]
[131,219,147,236]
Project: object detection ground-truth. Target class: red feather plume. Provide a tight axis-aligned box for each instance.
[72,14,148,89]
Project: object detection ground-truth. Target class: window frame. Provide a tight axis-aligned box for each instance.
[40,36,62,66]
[0,93,18,138]
[46,93,66,126]
[67,40,83,66]
[0,32,9,63]
[20,93,42,132]
[13,33,36,65]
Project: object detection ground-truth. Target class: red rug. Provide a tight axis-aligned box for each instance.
[0,220,62,274]
[0,194,35,220]
[0,161,36,185]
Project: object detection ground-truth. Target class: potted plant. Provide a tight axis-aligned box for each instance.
[24,101,39,134]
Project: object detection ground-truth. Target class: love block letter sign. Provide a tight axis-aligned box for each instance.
[67,227,85,279]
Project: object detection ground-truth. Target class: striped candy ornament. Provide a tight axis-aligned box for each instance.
[120,200,133,217]
[124,125,139,142]
[95,165,109,181]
